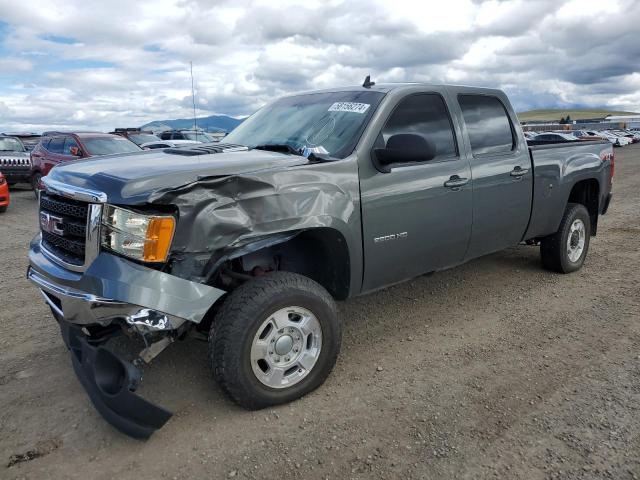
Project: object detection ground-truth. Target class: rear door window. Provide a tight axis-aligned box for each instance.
[47,137,65,154]
[458,95,515,156]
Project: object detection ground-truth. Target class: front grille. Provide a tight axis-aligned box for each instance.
[0,157,31,167]
[40,193,89,266]
[40,194,88,218]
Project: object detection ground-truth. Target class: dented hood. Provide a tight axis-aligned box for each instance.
[47,147,310,204]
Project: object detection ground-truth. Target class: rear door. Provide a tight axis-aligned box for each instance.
[360,91,473,291]
[454,92,533,259]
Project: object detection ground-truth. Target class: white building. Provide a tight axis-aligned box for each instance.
[605,115,640,129]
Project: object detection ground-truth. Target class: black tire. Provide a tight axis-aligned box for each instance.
[540,202,591,273]
[31,172,42,199]
[0,206,6,213]
[209,272,341,410]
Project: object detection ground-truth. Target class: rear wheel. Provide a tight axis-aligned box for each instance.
[209,272,342,409]
[0,206,6,213]
[540,202,591,273]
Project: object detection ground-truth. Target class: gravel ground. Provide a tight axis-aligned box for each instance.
[1,145,639,480]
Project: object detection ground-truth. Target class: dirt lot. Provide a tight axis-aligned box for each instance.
[1,146,639,480]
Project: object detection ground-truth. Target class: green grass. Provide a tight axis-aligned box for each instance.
[517,109,640,122]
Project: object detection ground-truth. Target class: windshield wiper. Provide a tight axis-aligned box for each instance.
[252,144,303,156]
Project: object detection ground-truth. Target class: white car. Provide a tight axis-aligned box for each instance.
[139,139,201,150]
[594,131,627,147]
[604,131,632,146]
[531,132,578,142]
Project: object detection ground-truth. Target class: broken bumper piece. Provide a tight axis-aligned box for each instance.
[60,322,172,439]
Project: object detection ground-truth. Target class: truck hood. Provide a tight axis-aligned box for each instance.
[47,147,310,204]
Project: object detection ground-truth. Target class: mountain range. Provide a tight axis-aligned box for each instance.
[140,114,244,133]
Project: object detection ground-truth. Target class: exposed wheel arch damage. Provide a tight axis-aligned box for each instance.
[208,228,351,300]
[193,227,351,336]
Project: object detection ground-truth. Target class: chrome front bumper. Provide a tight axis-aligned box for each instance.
[28,235,226,330]
[28,268,181,330]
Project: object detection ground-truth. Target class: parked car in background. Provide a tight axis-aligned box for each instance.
[523,131,537,140]
[572,130,600,141]
[30,132,142,194]
[585,130,624,147]
[139,139,200,149]
[604,131,631,146]
[612,130,639,143]
[159,130,216,142]
[2,132,42,151]
[0,135,32,185]
[110,128,162,147]
[627,130,640,141]
[530,132,578,142]
[0,172,9,212]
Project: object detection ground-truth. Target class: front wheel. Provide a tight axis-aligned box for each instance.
[209,272,342,410]
[540,202,591,273]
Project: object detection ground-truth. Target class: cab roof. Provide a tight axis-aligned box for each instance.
[287,82,503,97]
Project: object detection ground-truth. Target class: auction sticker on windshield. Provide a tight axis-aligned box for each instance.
[328,102,370,114]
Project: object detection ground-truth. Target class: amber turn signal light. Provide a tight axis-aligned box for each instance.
[142,217,175,262]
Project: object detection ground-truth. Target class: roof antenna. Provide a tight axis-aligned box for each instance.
[362,75,375,88]
[190,61,198,141]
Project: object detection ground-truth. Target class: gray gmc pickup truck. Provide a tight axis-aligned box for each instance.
[28,82,614,438]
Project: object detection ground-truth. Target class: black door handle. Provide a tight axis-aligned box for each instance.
[510,166,529,177]
[444,175,469,189]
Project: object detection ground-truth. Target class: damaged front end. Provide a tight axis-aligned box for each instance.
[59,322,172,439]
[28,229,226,439]
[28,142,359,439]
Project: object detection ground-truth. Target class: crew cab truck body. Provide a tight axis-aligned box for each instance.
[27,83,613,438]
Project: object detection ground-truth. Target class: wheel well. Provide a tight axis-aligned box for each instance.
[568,179,599,235]
[223,228,351,301]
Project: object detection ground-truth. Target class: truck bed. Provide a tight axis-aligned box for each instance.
[524,139,613,241]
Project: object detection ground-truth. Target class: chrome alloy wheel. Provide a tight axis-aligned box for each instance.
[250,306,322,389]
[567,218,586,263]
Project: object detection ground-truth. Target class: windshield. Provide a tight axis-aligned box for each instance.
[224,90,385,159]
[183,132,214,142]
[0,137,25,152]
[82,136,142,156]
[128,134,160,145]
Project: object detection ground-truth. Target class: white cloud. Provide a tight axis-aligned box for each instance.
[0,0,639,132]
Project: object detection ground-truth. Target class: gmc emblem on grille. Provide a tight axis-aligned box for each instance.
[40,212,65,236]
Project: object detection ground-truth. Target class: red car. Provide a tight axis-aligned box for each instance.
[30,132,141,193]
[0,172,10,212]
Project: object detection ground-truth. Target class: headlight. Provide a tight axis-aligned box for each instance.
[101,205,175,262]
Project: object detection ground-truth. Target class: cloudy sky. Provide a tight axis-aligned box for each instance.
[0,0,639,131]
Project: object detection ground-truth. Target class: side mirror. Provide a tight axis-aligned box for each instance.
[373,133,435,173]
[69,146,81,156]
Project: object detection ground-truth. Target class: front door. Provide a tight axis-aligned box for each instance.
[360,92,473,292]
